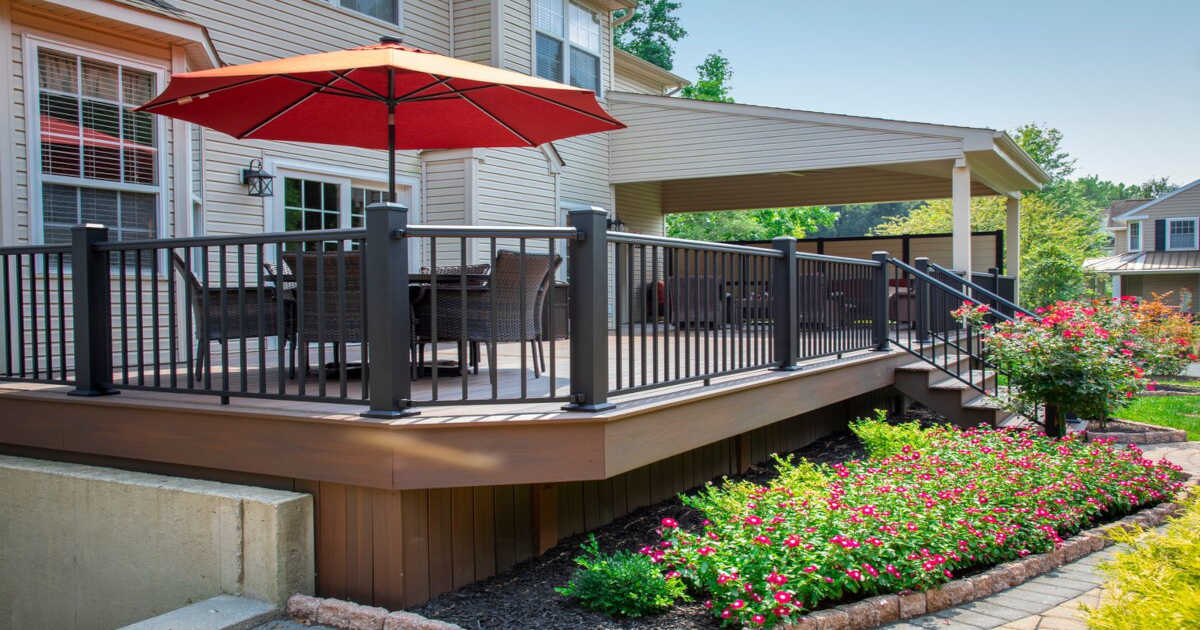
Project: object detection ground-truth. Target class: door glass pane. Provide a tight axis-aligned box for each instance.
[284,177,341,251]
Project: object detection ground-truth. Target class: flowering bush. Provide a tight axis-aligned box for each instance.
[648,423,1182,628]
[957,299,1147,432]
[959,298,1199,432]
[1130,293,1200,377]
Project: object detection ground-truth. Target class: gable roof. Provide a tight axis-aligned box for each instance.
[1113,178,1200,221]
[1104,198,1151,228]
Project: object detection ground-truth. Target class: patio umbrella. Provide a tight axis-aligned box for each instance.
[137,36,625,200]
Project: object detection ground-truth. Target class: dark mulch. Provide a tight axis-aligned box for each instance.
[410,431,868,630]
[1146,383,1200,395]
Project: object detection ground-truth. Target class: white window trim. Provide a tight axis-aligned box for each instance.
[1165,217,1199,251]
[262,158,422,269]
[312,0,403,28]
[1127,221,1142,252]
[533,0,603,96]
[22,33,170,246]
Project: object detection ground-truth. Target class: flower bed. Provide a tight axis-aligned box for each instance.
[650,425,1184,628]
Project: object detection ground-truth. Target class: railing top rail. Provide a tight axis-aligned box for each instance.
[0,243,73,255]
[795,250,883,267]
[888,257,1012,320]
[928,261,1036,318]
[92,228,369,251]
[608,231,785,257]
[403,225,579,240]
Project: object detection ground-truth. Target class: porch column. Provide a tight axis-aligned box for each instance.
[1111,274,1122,300]
[951,159,972,274]
[1006,195,1021,301]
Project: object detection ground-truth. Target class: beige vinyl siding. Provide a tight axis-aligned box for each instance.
[422,156,470,266]
[1141,186,1200,251]
[452,0,491,62]
[614,181,663,236]
[613,73,662,95]
[502,0,532,74]
[11,28,27,243]
[557,132,612,210]
[475,147,557,262]
[609,100,964,184]
[1131,273,1200,312]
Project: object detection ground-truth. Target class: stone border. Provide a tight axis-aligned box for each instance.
[285,595,463,630]
[781,494,1190,630]
[1085,418,1188,444]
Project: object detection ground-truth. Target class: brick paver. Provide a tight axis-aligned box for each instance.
[883,441,1199,630]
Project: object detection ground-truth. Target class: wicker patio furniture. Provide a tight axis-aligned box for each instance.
[171,253,296,379]
[413,250,559,379]
[281,251,365,374]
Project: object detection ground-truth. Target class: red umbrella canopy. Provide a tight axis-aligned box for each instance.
[137,38,625,150]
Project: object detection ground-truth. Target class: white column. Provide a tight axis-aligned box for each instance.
[1006,195,1021,300]
[951,159,972,273]
[1111,274,1122,300]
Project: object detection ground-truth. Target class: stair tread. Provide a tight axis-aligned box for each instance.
[896,354,970,372]
[930,369,995,391]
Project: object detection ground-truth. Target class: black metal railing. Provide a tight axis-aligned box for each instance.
[1,205,1024,416]
[606,232,780,395]
[0,244,74,385]
[928,262,1034,319]
[885,256,1011,398]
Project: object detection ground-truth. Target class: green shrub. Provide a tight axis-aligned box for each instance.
[556,535,686,617]
[1083,489,1200,630]
[849,409,933,459]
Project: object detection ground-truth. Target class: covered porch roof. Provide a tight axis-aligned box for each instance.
[607,91,1048,209]
[1084,251,1200,275]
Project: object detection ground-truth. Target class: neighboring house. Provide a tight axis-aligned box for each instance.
[1085,179,1200,313]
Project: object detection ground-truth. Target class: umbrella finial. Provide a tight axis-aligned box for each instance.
[379,35,403,46]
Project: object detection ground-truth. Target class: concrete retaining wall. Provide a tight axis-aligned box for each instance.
[0,455,314,630]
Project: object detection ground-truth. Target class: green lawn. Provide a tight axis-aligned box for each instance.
[1118,395,1200,440]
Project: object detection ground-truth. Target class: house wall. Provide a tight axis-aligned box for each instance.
[1134,184,1200,251]
[1120,273,1200,313]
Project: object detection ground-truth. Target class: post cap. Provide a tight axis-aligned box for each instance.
[561,202,607,216]
[366,201,408,212]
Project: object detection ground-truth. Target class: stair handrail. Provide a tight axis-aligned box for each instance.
[927,261,1037,319]
[886,258,1008,320]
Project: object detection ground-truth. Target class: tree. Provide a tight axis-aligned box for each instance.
[613,0,686,71]
[808,202,923,238]
[680,52,734,103]
[1011,123,1075,182]
[665,206,838,241]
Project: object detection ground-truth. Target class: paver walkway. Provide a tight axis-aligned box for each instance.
[884,441,1200,630]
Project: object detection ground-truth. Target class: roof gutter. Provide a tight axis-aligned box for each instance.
[612,3,636,27]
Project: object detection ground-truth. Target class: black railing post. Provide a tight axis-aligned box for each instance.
[914,257,931,345]
[872,251,889,351]
[563,206,614,411]
[771,236,799,370]
[69,224,117,396]
[361,201,418,418]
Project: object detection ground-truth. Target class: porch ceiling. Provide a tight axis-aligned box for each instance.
[607,92,1048,212]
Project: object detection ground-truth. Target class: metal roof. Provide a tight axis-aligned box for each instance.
[1083,251,1200,274]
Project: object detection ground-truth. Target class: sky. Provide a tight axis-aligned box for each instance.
[666,0,1199,186]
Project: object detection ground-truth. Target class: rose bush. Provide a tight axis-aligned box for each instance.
[958,298,1199,434]
[647,423,1183,628]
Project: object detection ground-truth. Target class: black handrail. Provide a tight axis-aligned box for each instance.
[928,261,1035,319]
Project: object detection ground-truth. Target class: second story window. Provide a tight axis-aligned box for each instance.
[535,0,601,93]
[1167,218,1198,251]
[335,0,399,24]
[1128,221,1141,251]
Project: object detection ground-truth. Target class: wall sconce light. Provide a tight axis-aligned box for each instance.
[241,158,274,197]
[607,214,626,232]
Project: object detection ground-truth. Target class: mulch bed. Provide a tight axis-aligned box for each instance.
[410,431,868,630]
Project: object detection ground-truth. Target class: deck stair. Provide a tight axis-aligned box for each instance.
[892,351,1016,427]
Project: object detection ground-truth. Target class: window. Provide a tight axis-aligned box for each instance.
[534,0,602,93]
[1128,221,1141,251]
[1167,218,1198,251]
[283,177,387,251]
[35,47,161,244]
[333,0,398,24]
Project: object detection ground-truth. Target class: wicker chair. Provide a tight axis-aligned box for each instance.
[171,254,295,379]
[414,250,558,378]
[281,251,365,374]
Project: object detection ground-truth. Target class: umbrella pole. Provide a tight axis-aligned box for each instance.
[387,69,396,202]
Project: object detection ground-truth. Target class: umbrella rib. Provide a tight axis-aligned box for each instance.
[138,75,278,111]
[236,71,357,139]
[275,74,382,101]
[398,84,497,103]
[395,75,454,102]
[454,90,536,146]
[502,85,623,126]
[332,69,388,100]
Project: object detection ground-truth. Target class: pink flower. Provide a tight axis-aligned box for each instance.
[774,591,791,603]
[803,565,818,573]
[752,614,767,625]
[660,518,678,528]
[731,599,746,609]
